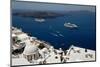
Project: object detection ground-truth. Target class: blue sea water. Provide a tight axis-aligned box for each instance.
[12,11,96,50]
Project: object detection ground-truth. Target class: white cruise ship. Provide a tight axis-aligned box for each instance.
[34,18,45,22]
[64,22,78,29]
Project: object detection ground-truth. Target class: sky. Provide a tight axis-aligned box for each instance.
[12,0,96,12]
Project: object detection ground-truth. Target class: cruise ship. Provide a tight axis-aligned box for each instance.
[34,18,45,22]
[64,22,78,29]
[11,27,95,66]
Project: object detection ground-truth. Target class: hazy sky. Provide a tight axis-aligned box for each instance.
[12,1,96,12]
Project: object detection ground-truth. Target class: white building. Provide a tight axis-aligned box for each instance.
[23,44,40,62]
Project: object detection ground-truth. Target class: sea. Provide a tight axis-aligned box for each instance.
[12,11,96,50]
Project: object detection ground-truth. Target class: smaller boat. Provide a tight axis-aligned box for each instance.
[56,31,60,34]
[59,34,64,37]
[34,18,45,22]
[50,33,58,37]
[64,22,78,29]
